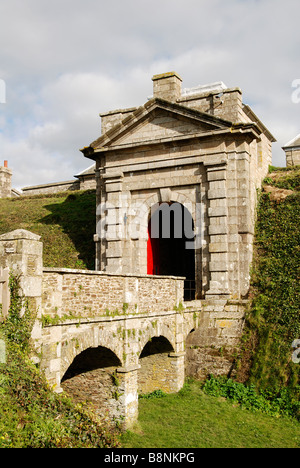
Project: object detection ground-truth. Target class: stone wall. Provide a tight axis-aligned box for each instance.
[284,147,300,167]
[22,179,80,196]
[42,267,184,318]
[186,299,247,379]
[21,176,97,197]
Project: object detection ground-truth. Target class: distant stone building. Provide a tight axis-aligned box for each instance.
[81,71,276,301]
[21,164,96,196]
[282,134,300,166]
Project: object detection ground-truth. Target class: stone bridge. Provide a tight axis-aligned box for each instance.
[42,285,198,428]
[0,229,246,428]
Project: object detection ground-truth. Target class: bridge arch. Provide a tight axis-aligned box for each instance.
[61,344,123,421]
[59,326,124,381]
[138,334,177,395]
[138,321,176,356]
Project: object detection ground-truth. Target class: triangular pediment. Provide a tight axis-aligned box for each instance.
[113,109,220,147]
[87,99,232,153]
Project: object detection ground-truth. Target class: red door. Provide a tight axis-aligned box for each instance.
[147,225,160,275]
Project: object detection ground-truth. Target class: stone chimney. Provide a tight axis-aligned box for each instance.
[152,72,182,102]
[0,161,12,198]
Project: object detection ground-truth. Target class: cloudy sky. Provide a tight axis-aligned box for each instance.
[0,0,299,190]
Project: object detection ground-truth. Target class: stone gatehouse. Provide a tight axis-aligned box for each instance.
[0,72,276,428]
[82,71,275,302]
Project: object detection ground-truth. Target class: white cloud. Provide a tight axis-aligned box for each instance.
[0,0,299,188]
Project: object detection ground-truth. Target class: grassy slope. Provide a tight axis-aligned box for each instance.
[0,345,120,448]
[0,190,96,269]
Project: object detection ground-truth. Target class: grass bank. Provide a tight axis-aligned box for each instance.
[0,190,96,269]
[122,381,300,448]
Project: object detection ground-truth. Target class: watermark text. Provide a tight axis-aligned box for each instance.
[96,198,204,249]
[291,79,300,104]
[292,339,300,364]
[0,79,6,104]
[0,339,6,364]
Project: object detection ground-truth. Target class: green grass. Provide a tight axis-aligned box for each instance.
[122,381,300,448]
[0,190,96,269]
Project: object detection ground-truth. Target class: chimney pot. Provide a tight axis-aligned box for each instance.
[4,160,8,168]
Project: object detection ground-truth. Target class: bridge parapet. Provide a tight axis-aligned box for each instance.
[42,267,184,320]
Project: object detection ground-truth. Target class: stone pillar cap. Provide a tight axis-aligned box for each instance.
[0,229,41,241]
[152,71,182,82]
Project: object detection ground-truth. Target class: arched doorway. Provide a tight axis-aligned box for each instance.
[147,202,196,300]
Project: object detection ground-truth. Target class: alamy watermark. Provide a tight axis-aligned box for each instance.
[0,339,6,364]
[291,79,300,104]
[96,198,205,249]
[292,339,300,364]
[0,79,6,104]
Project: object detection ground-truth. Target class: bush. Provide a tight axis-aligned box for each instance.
[203,375,300,420]
[139,389,167,399]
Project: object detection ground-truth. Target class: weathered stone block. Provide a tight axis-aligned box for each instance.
[207,189,227,200]
[207,170,227,181]
[208,206,228,217]
[208,224,228,235]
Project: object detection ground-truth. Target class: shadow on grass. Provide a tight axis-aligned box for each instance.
[39,191,96,269]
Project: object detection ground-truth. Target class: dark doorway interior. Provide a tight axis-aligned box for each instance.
[147,202,195,301]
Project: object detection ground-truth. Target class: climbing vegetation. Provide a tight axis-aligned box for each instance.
[0,274,120,448]
[237,166,300,395]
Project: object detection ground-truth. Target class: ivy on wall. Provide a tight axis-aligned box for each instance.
[239,167,300,393]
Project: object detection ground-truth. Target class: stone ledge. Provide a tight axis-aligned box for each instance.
[43,267,185,281]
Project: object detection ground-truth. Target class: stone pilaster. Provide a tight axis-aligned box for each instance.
[168,352,186,392]
[236,152,254,297]
[116,365,139,429]
[102,171,124,274]
[205,161,230,299]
